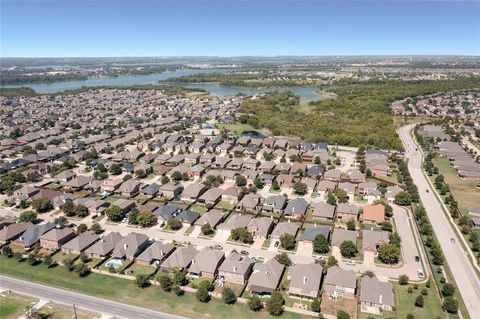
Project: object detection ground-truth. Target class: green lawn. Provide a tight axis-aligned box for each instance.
[393,282,444,319]
[0,256,305,319]
[125,263,157,277]
[0,294,36,319]
[216,123,266,137]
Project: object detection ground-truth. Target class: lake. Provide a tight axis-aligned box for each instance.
[1,69,327,101]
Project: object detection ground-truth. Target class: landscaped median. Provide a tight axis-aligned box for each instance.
[0,255,311,319]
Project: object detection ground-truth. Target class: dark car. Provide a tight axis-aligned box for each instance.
[415,256,420,262]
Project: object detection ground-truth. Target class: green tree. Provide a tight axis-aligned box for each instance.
[201,223,213,236]
[377,243,400,264]
[105,205,125,222]
[109,163,122,175]
[389,232,402,248]
[266,291,285,316]
[346,218,356,231]
[415,295,424,308]
[443,296,458,314]
[293,181,308,195]
[231,227,254,244]
[19,210,37,223]
[31,198,53,213]
[442,283,456,297]
[161,175,170,185]
[235,175,247,187]
[91,222,103,234]
[196,286,210,303]
[173,268,188,286]
[2,245,12,257]
[395,191,413,206]
[167,218,182,230]
[327,192,337,205]
[337,310,350,319]
[279,233,296,250]
[42,255,53,267]
[54,216,68,227]
[399,275,409,285]
[158,274,174,292]
[135,274,150,288]
[76,223,88,234]
[336,189,349,203]
[313,234,329,254]
[275,252,292,266]
[248,295,263,312]
[75,262,90,277]
[340,240,358,258]
[136,211,157,227]
[222,287,237,304]
[311,299,320,313]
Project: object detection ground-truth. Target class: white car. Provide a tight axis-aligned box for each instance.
[346,260,356,266]
[417,270,425,279]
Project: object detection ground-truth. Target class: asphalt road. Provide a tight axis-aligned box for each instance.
[399,124,480,317]
[0,275,187,319]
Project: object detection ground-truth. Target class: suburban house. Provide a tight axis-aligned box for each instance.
[323,169,342,182]
[40,227,76,252]
[247,258,285,296]
[157,183,183,200]
[362,204,386,224]
[323,266,357,299]
[160,246,198,272]
[236,193,263,211]
[154,205,182,226]
[194,211,224,228]
[284,198,308,217]
[218,252,254,285]
[180,184,207,202]
[312,202,336,220]
[288,263,323,300]
[188,247,225,278]
[246,217,274,240]
[362,230,390,253]
[331,228,357,247]
[17,223,56,249]
[177,210,200,227]
[271,222,300,241]
[316,180,336,198]
[221,186,243,204]
[112,233,149,260]
[262,195,287,214]
[111,198,135,213]
[338,182,356,200]
[117,179,143,197]
[0,222,32,245]
[101,178,123,193]
[217,214,253,236]
[298,226,331,253]
[84,232,124,258]
[336,203,359,221]
[360,276,394,314]
[61,230,99,254]
[198,187,223,206]
[136,242,175,266]
[140,183,161,197]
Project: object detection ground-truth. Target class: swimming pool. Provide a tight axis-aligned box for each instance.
[105,259,122,269]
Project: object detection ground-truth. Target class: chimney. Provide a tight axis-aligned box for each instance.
[303,276,307,285]
[233,266,237,272]
[123,243,128,250]
[379,294,383,304]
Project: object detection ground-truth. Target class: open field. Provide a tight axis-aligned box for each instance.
[432,157,480,214]
[0,293,35,319]
[393,282,445,319]
[0,256,306,319]
[215,123,267,137]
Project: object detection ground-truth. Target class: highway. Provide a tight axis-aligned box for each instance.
[398,124,480,317]
[0,275,187,319]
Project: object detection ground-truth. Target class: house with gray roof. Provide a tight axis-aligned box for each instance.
[198,187,223,206]
[154,205,182,225]
[331,228,357,247]
[271,221,300,240]
[112,232,149,260]
[141,183,161,197]
[194,211,224,228]
[299,226,331,245]
[284,198,308,217]
[0,222,32,245]
[61,230,99,254]
[180,183,207,201]
[362,230,390,253]
[288,263,323,299]
[17,223,56,248]
[85,232,123,258]
[160,246,198,272]
[247,258,285,295]
[236,193,263,212]
[218,252,254,285]
[157,183,183,200]
[177,210,200,226]
[360,276,394,314]
[247,217,274,239]
[262,195,287,213]
[39,227,76,251]
[136,242,175,266]
[324,266,357,299]
[336,203,359,221]
[312,202,336,220]
[188,247,225,278]
[217,214,253,235]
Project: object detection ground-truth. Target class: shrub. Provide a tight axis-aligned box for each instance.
[337,310,350,319]
[158,274,173,292]
[442,283,456,297]
[2,246,12,257]
[173,285,184,296]
[415,295,424,308]
[443,296,458,314]
[279,233,295,250]
[135,274,150,288]
[75,262,90,277]
[19,210,37,223]
[275,252,292,267]
[399,275,409,285]
[196,286,210,303]
[421,288,428,296]
[248,294,263,312]
[340,240,357,258]
[407,287,413,293]
[311,300,320,312]
[266,291,284,316]
[167,218,182,231]
[222,287,237,304]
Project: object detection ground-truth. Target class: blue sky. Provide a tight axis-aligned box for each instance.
[1,1,479,57]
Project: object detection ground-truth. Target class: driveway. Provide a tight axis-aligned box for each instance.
[189,226,201,238]
[212,231,230,243]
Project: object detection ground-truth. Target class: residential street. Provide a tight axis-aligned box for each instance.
[0,275,186,319]
[398,124,480,317]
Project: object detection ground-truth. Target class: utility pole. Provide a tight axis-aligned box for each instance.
[72,304,78,319]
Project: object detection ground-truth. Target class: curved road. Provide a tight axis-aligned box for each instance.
[398,124,480,317]
[0,275,186,319]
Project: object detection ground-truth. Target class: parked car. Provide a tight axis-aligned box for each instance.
[346,260,356,266]
[425,189,430,193]
[91,214,98,220]
[240,250,249,255]
[417,270,425,279]
[213,244,223,250]
[415,255,420,262]
[450,237,456,243]
[274,241,279,248]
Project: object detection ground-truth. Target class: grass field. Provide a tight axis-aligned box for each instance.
[215,123,267,137]
[432,157,480,214]
[393,282,445,319]
[0,256,306,319]
[0,294,35,319]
